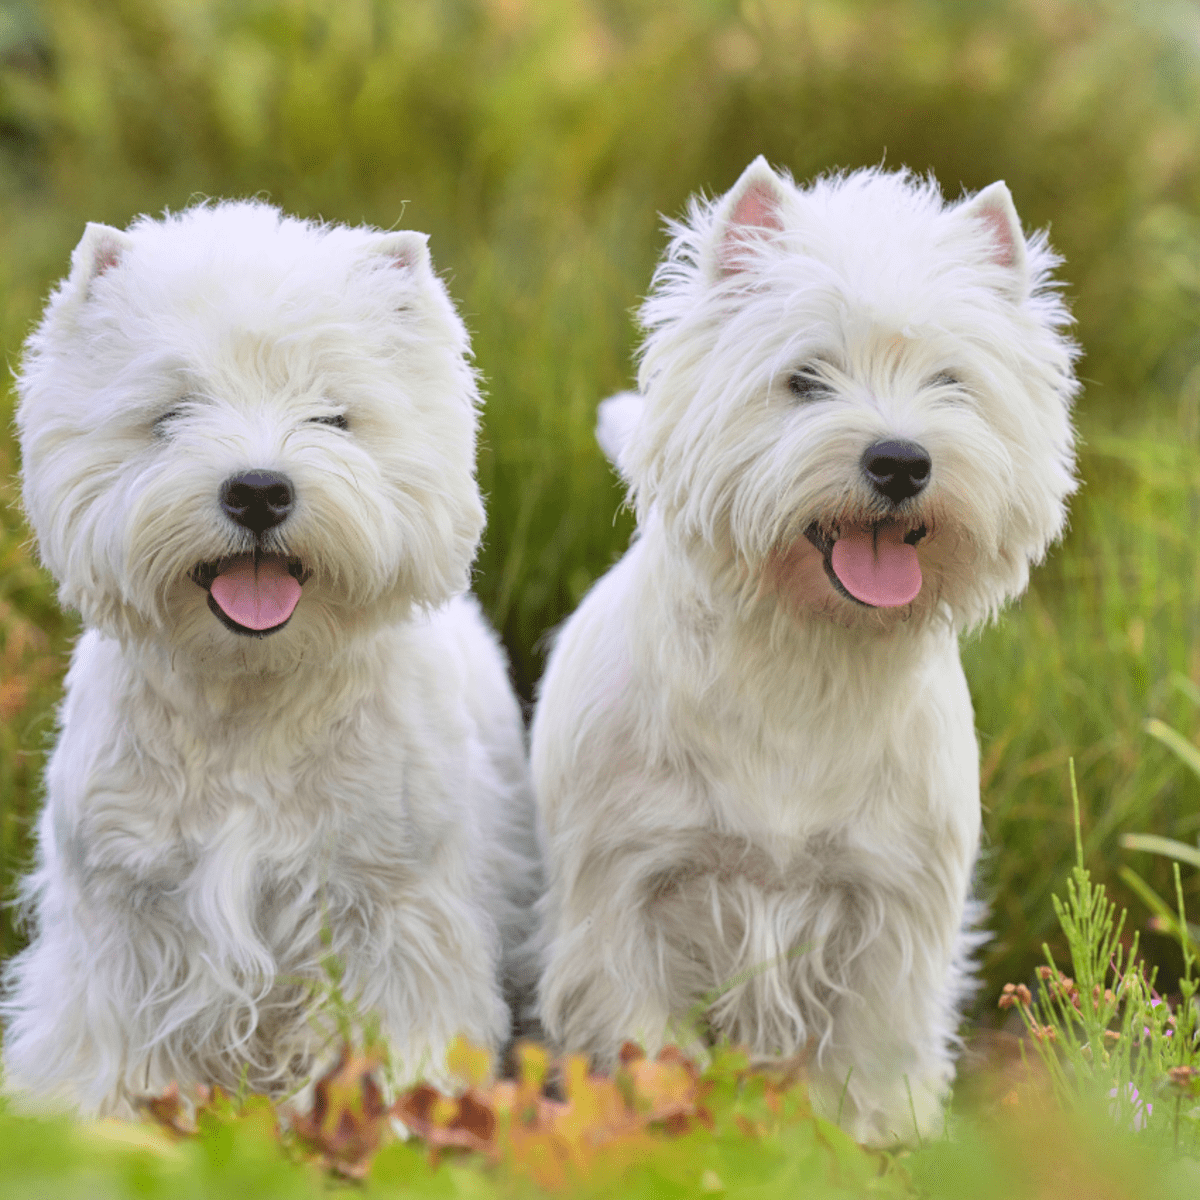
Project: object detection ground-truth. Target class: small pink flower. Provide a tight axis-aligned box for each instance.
[1108,1083,1152,1131]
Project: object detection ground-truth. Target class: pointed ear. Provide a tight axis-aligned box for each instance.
[68,222,133,297]
[962,181,1028,293]
[366,230,432,274]
[707,156,789,279]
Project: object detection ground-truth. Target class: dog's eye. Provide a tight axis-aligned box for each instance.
[788,371,833,402]
[152,408,183,437]
[926,371,962,391]
[309,413,349,431]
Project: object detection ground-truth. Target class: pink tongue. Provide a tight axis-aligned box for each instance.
[209,556,302,630]
[829,526,922,607]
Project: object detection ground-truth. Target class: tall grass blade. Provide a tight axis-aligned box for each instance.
[1119,832,1200,872]
[1144,718,1200,783]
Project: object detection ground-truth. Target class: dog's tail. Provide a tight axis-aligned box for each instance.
[595,390,644,484]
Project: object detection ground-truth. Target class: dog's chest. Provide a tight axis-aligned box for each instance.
[690,694,959,844]
[89,793,427,1009]
[658,616,980,851]
[68,714,432,956]
[56,632,473,982]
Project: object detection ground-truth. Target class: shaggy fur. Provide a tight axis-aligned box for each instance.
[3,202,539,1116]
[531,159,1077,1146]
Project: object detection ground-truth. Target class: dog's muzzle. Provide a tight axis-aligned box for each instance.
[189,469,312,637]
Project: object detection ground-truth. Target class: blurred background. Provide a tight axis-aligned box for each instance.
[1,0,1199,1022]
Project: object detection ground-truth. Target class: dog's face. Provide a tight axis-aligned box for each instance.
[17,202,483,665]
[627,159,1078,630]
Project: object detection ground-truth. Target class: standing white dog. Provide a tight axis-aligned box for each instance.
[3,203,538,1116]
[531,158,1077,1145]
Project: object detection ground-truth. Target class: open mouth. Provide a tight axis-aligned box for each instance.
[804,521,927,608]
[189,553,311,637]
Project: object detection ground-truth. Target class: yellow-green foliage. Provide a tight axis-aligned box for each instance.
[1,1032,1197,1197]
[1,0,1199,1091]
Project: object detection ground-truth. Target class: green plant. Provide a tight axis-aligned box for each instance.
[1116,686,1200,960]
[999,762,1200,1149]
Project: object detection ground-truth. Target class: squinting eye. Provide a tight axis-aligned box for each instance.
[152,407,183,437]
[309,413,349,431]
[788,370,833,402]
[927,371,962,390]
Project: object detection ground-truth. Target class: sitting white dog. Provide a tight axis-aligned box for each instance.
[3,203,538,1116]
[531,158,1078,1145]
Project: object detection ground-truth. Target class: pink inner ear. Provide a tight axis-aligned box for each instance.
[977,206,1019,269]
[730,183,784,233]
[370,232,427,272]
[720,181,784,274]
[90,235,126,275]
[95,246,122,274]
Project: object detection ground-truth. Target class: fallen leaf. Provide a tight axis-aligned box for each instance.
[289,1043,389,1179]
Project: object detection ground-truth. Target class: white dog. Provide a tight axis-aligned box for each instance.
[3,203,539,1116]
[531,158,1077,1145]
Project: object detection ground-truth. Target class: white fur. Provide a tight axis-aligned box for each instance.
[531,159,1077,1146]
[3,202,539,1116]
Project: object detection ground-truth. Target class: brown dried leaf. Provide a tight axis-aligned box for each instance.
[618,1041,646,1066]
[620,1045,713,1133]
[289,1043,389,1179]
[137,1082,198,1137]
[388,1041,725,1188]
[490,1077,568,1130]
[392,1082,498,1159]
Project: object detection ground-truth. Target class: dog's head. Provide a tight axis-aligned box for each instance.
[619,158,1078,630]
[16,202,483,664]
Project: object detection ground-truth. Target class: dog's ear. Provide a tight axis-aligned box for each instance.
[67,222,133,298]
[961,182,1028,295]
[708,156,789,279]
[365,230,432,275]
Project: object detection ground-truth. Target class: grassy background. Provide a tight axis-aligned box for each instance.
[1,0,1200,1034]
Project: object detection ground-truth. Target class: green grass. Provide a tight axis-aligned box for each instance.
[2,0,1200,1191]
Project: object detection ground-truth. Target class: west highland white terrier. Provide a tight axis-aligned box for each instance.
[3,203,539,1116]
[531,158,1078,1145]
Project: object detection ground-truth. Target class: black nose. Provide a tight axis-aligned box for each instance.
[220,470,295,533]
[862,440,931,504]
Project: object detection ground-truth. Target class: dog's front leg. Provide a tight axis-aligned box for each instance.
[536,851,696,1068]
[538,924,676,1068]
[810,1017,955,1148]
[2,858,158,1117]
[343,878,511,1085]
[805,902,971,1147]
